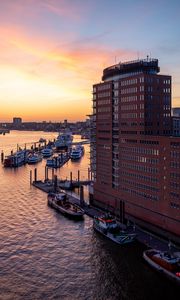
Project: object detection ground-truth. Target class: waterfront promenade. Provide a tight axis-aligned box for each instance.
[32,179,180,254]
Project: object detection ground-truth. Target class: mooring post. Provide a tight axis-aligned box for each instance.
[45,166,47,181]
[52,168,54,179]
[1,151,4,163]
[54,174,57,192]
[70,171,72,185]
[78,170,80,185]
[34,168,37,182]
[30,170,32,185]
[46,168,49,181]
[80,185,84,207]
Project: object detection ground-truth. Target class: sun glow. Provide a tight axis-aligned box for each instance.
[0,1,179,122]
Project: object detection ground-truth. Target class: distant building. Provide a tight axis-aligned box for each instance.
[13,117,22,125]
[91,58,180,241]
[172,116,180,136]
[172,108,180,136]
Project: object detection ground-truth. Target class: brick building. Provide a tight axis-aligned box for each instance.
[91,58,180,241]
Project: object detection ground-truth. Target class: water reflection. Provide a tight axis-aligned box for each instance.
[0,131,178,299]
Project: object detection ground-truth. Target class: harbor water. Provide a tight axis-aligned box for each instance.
[0,131,179,299]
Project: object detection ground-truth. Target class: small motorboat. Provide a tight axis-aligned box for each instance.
[47,192,84,219]
[27,153,43,164]
[143,249,180,285]
[93,214,136,244]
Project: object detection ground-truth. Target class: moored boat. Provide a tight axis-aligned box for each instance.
[55,131,73,151]
[46,152,69,168]
[70,144,84,160]
[3,149,28,167]
[41,147,53,158]
[93,214,136,244]
[47,192,84,219]
[46,155,63,168]
[27,153,43,164]
[143,249,180,285]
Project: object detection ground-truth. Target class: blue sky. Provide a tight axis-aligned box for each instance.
[0,0,179,121]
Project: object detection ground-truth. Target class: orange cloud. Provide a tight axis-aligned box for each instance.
[0,25,139,122]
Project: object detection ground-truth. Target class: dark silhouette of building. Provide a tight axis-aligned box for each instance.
[13,117,22,125]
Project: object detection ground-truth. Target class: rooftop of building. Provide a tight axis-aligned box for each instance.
[102,57,160,81]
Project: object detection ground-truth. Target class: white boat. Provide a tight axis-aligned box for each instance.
[27,153,43,164]
[93,214,136,245]
[143,249,180,285]
[41,148,53,158]
[70,145,84,160]
[55,131,73,150]
[48,192,84,219]
[4,149,28,167]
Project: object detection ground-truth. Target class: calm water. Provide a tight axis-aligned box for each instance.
[0,131,178,299]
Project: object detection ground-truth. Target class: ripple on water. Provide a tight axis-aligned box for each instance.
[0,132,179,300]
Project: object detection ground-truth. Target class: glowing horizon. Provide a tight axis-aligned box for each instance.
[0,0,179,122]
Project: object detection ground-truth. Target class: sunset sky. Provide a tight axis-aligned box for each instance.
[0,0,180,122]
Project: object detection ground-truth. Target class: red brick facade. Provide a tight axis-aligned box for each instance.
[91,59,180,239]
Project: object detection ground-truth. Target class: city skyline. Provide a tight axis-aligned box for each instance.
[0,0,180,122]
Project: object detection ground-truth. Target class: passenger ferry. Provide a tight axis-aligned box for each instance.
[3,149,28,167]
[70,145,84,160]
[93,214,136,245]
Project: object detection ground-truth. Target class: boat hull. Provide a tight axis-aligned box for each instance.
[143,249,180,286]
[93,221,136,245]
[48,198,84,220]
